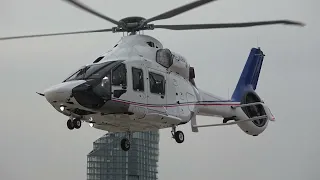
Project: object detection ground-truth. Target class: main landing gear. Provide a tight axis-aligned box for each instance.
[120,132,131,151]
[171,126,184,143]
[67,118,82,130]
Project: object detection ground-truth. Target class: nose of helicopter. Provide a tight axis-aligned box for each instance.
[44,80,86,104]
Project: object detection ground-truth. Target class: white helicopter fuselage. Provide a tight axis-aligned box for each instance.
[43,34,275,138]
[1,0,300,152]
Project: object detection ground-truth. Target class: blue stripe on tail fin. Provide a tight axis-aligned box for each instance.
[231,48,265,101]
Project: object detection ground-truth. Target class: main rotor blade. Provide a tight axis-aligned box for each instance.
[0,29,113,41]
[63,0,123,27]
[154,20,305,30]
[143,0,217,24]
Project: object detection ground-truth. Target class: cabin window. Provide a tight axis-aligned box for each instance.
[149,72,165,95]
[132,67,144,91]
[112,63,127,86]
[156,49,173,68]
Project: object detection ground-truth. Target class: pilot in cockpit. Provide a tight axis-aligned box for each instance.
[112,64,126,86]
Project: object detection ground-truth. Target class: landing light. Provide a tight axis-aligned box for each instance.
[60,106,65,111]
[89,123,94,127]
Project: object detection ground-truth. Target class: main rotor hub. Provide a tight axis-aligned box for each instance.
[119,16,146,25]
[114,16,153,33]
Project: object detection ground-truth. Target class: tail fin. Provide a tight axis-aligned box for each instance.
[231,48,265,101]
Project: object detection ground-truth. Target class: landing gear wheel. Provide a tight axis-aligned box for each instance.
[67,119,74,130]
[174,131,184,143]
[73,118,81,129]
[121,138,131,151]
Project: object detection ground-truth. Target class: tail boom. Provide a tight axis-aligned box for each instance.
[196,89,240,118]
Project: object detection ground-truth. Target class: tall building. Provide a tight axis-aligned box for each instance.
[87,131,159,180]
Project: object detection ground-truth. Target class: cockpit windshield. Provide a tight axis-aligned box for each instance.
[63,61,120,82]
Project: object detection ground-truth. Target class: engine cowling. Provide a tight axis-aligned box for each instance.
[236,91,269,136]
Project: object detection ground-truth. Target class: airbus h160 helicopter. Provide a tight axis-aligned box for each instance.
[1,0,304,151]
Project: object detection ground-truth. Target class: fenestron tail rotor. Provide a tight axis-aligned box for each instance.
[0,0,305,41]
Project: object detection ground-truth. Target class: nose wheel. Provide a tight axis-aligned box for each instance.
[67,118,81,130]
[120,132,131,151]
[171,126,184,143]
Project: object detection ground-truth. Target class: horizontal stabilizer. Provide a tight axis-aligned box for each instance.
[192,115,268,128]
[231,102,276,122]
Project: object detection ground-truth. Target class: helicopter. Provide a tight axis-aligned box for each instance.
[0,0,304,151]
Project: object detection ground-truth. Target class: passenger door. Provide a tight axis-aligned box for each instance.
[130,66,147,105]
[147,68,167,114]
[111,63,127,99]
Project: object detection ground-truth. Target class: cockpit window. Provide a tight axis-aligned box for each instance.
[112,63,127,86]
[93,56,104,63]
[63,61,120,82]
[83,63,108,79]
[64,68,84,81]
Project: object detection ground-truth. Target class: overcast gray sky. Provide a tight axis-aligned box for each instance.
[0,0,319,180]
